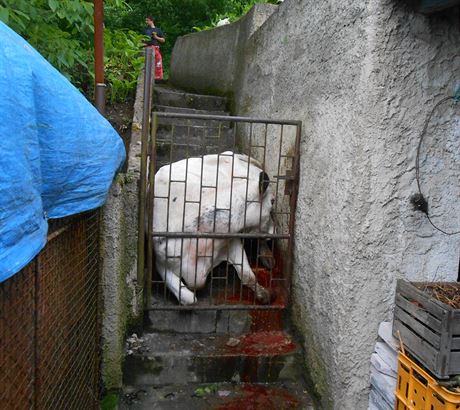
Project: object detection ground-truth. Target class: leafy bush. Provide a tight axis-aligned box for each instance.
[104,0,278,79]
[0,0,142,101]
[0,0,279,102]
[104,29,145,103]
[0,0,95,89]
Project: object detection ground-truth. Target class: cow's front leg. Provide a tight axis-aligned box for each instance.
[156,262,197,305]
[227,239,271,304]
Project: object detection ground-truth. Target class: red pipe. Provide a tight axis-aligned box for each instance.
[94,0,105,114]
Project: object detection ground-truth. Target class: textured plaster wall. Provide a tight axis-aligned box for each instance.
[170,3,277,94]
[170,1,460,409]
[99,74,145,390]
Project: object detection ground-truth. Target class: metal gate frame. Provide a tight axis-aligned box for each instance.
[135,54,302,311]
[137,108,301,311]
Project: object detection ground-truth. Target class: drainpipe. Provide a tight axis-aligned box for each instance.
[94,0,105,114]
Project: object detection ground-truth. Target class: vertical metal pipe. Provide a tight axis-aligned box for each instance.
[138,48,154,308]
[93,0,105,114]
[146,113,157,305]
[286,123,302,299]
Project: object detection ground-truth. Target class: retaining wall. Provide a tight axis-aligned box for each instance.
[169,1,460,409]
[100,74,146,391]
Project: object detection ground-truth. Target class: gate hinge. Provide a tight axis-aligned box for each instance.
[285,169,295,195]
[275,170,295,195]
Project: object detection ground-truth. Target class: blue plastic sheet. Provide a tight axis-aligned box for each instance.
[0,22,126,282]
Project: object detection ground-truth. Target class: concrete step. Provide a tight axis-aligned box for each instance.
[120,382,315,409]
[155,115,232,128]
[153,123,236,169]
[145,304,285,335]
[153,85,228,112]
[145,268,288,335]
[122,331,302,386]
[153,104,229,117]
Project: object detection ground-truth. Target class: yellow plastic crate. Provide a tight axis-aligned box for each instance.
[396,353,460,410]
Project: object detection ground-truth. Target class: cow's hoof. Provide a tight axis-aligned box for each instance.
[260,255,275,270]
[255,286,273,305]
[178,288,197,305]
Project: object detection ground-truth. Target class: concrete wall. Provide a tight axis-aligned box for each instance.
[169,1,460,409]
[99,74,146,391]
[170,3,277,94]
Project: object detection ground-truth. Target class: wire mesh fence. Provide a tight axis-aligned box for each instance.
[139,113,301,310]
[0,211,100,409]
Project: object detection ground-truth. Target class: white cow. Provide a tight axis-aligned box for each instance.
[152,151,274,305]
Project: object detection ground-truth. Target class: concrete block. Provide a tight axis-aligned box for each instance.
[146,310,218,334]
[123,332,302,386]
[154,86,227,111]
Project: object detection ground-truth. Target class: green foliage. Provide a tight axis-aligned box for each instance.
[0,0,277,102]
[0,0,139,100]
[100,392,119,410]
[105,0,276,78]
[193,383,220,397]
[0,0,94,87]
[104,29,145,102]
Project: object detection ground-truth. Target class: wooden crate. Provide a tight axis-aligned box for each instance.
[393,279,460,379]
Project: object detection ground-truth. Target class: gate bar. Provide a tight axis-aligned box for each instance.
[137,47,154,304]
[150,232,290,239]
[145,305,285,311]
[153,111,301,126]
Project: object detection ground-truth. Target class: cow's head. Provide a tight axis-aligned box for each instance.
[256,171,276,269]
[258,170,276,232]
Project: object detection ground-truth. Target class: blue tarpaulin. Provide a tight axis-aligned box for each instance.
[0,22,126,282]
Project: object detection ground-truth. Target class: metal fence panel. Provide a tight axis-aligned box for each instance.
[0,211,100,409]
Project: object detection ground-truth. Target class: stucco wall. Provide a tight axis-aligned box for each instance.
[100,73,146,391]
[169,1,460,409]
[170,3,277,94]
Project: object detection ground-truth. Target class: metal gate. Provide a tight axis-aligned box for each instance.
[135,55,302,311]
[138,109,301,311]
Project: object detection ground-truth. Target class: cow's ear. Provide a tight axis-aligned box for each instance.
[259,171,270,195]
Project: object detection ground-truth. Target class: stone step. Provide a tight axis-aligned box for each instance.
[155,115,232,128]
[153,85,228,112]
[122,331,302,386]
[153,124,236,168]
[145,268,288,335]
[120,381,315,409]
[154,123,234,149]
[145,304,285,335]
[153,104,229,117]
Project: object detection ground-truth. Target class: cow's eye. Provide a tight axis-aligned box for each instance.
[271,199,275,205]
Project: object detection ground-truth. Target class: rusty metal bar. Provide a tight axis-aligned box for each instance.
[93,0,105,114]
[138,47,154,306]
[151,232,290,239]
[146,113,158,305]
[46,224,71,242]
[145,304,285,311]
[180,142,192,302]
[153,111,301,126]
[286,122,302,298]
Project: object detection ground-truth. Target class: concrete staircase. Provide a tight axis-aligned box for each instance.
[151,85,234,169]
[120,85,315,410]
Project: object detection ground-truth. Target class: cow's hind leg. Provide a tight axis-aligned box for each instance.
[227,239,271,304]
[157,265,197,305]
